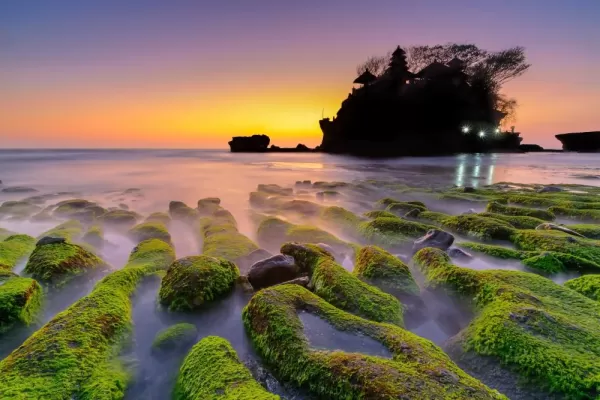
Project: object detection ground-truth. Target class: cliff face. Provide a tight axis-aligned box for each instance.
[556,132,600,152]
[229,135,270,152]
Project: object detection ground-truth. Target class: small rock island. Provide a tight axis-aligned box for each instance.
[229,135,316,153]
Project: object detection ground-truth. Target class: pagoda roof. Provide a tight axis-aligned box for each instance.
[392,46,406,57]
[353,69,377,85]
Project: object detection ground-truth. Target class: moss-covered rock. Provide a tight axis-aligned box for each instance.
[0,228,15,241]
[199,208,259,265]
[358,217,434,249]
[127,221,171,244]
[413,247,600,398]
[0,201,42,220]
[82,225,104,249]
[386,202,427,217]
[39,219,84,242]
[486,201,555,221]
[319,206,365,237]
[151,323,198,355]
[0,234,36,270]
[354,245,420,301]
[549,206,600,222]
[174,336,279,400]
[410,210,451,225]
[511,230,600,265]
[98,209,140,227]
[564,275,600,302]
[316,190,341,201]
[441,215,515,241]
[0,272,43,334]
[145,212,171,225]
[566,224,600,239]
[257,184,293,196]
[281,243,403,325]
[52,199,104,221]
[478,212,545,230]
[24,241,108,285]
[158,255,239,311]
[169,201,199,222]
[243,284,504,400]
[0,238,174,399]
[363,210,400,220]
[197,197,221,216]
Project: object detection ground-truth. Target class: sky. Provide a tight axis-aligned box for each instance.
[1,0,599,149]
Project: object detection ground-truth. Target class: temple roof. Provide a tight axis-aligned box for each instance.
[354,69,377,85]
[392,46,406,57]
[417,61,452,79]
[447,57,465,69]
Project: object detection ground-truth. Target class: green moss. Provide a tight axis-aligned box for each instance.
[437,193,495,203]
[0,273,43,334]
[319,206,364,237]
[98,209,141,227]
[441,215,515,241]
[564,275,600,302]
[82,225,104,248]
[169,201,199,221]
[158,255,239,311]
[53,199,96,216]
[521,253,565,274]
[478,212,545,229]
[0,228,15,241]
[145,212,171,225]
[174,336,278,400]
[459,242,526,260]
[197,197,221,215]
[486,201,555,221]
[413,247,600,398]
[354,246,420,299]
[0,239,175,399]
[385,202,427,217]
[358,217,435,249]
[257,184,293,196]
[511,230,600,265]
[0,201,42,219]
[0,234,36,270]
[363,210,400,219]
[549,206,600,222]
[24,242,108,285]
[39,220,84,242]
[127,221,171,244]
[151,323,198,354]
[567,224,600,239]
[503,194,600,210]
[413,210,451,225]
[281,243,403,326]
[242,284,504,400]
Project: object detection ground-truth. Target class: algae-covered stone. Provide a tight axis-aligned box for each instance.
[521,252,565,274]
[441,215,515,241]
[53,199,105,221]
[549,206,600,222]
[410,210,451,225]
[169,201,199,221]
[0,200,41,220]
[486,201,555,221]
[158,255,239,311]
[354,245,420,302]
[39,219,84,242]
[151,323,198,355]
[128,221,171,244]
[174,336,279,400]
[242,284,504,400]
[24,241,108,285]
[319,205,365,237]
[511,230,600,265]
[358,217,433,249]
[82,224,104,248]
[0,238,175,399]
[386,201,427,216]
[282,243,403,325]
[564,274,600,301]
[567,224,600,239]
[98,209,141,227]
[0,272,43,334]
[363,210,400,220]
[478,212,545,230]
[257,184,293,196]
[197,197,221,216]
[145,211,171,225]
[0,234,35,270]
[413,247,600,398]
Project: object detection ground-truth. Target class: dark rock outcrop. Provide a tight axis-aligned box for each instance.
[556,131,600,152]
[519,144,544,152]
[413,229,455,252]
[36,236,67,246]
[247,254,299,290]
[229,135,270,152]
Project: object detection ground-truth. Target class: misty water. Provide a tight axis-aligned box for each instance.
[1,149,599,398]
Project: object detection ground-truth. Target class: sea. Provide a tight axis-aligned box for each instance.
[0,149,599,399]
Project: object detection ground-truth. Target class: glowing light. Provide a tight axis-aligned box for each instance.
[462,126,470,133]
[479,131,486,138]
[495,128,500,134]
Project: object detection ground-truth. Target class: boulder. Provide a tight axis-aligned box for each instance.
[413,229,455,252]
[448,247,473,260]
[464,186,476,193]
[236,248,272,274]
[247,254,299,290]
[228,135,270,152]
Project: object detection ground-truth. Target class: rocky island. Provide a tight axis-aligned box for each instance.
[556,131,600,152]
[229,135,316,153]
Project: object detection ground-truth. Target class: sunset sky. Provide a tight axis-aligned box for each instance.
[1,0,599,149]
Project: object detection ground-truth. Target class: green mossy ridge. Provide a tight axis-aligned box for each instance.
[53,199,96,216]
[0,239,175,399]
[412,210,450,225]
[0,201,42,219]
[319,206,365,237]
[486,201,555,221]
[0,228,15,241]
[413,247,600,399]
[567,224,600,239]
[460,242,600,274]
[376,197,426,209]
[0,273,43,334]
[0,234,36,270]
[145,212,171,225]
[548,206,600,222]
[477,212,545,229]
[199,208,259,262]
[257,216,352,256]
[82,224,104,248]
[281,243,403,326]
[242,284,504,400]
[441,214,515,241]
[24,242,108,285]
[174,336,279,400]
[437,192,496,203]
[98,209,141,226]
[363,210,400,219]
[127,221,172,244]
[564,275,600,302]
[38,219,84,241]
[354,245,420,299]
[358,217,433,248]
[158,255,239,311]
[257,184,293,196]
[151,323,198,354]
[169,201,199,221]
[502,194,600,209]
[510,230,600,265]
[385,202,427,216]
